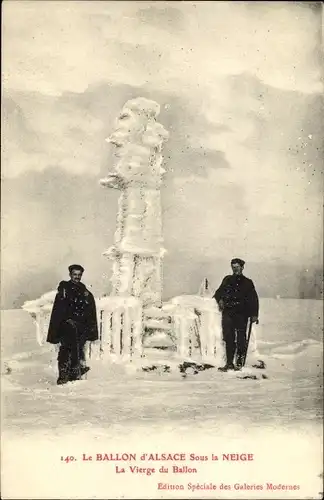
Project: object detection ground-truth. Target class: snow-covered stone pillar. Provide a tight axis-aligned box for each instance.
[100,98,169,309]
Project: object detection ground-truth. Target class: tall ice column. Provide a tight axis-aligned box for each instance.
[100,98,169,308]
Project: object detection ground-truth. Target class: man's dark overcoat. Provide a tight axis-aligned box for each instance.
[213,274,259,318]
[47,280,98,345]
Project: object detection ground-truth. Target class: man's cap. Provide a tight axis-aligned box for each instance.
[231,258,245,267]
[68,264,84,273]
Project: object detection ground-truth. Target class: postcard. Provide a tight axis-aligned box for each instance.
[1,1,323,499]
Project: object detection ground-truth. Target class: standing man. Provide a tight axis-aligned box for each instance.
[213,258,259,372]
[47,265,99,385]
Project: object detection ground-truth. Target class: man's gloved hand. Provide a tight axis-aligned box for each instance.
[251,316,259,324]
[218,299,224,312]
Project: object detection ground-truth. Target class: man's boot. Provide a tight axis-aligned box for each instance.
[57,349,70,385]
[234,355,243,371]
[218,341,235,371]
[57,362,70,385]
[80,365,90,376]
[57,374,69,384]
[69,365,82,381]
[218,363,235,372]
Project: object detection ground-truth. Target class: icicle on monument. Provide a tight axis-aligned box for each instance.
[22,98,262,375]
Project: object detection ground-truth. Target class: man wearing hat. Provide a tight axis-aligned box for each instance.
[213,258,259,372]
[47,265,99,385]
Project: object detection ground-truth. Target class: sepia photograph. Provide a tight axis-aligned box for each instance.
[1,1,323,499]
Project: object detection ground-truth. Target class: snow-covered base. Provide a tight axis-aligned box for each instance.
[165,294,261,367]
[22,292,263,373]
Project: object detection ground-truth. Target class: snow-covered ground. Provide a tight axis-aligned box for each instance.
[1,299,323,499]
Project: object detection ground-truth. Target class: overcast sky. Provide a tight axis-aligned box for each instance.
[2,1,323,307]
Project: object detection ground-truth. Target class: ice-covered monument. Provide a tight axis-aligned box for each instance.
[100,97,167,307]
[22,97,260,369]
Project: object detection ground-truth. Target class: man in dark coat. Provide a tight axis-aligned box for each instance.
[213,258,259,372]
[47,265,99,385]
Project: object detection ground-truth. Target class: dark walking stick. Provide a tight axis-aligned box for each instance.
[242,317,253,367]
